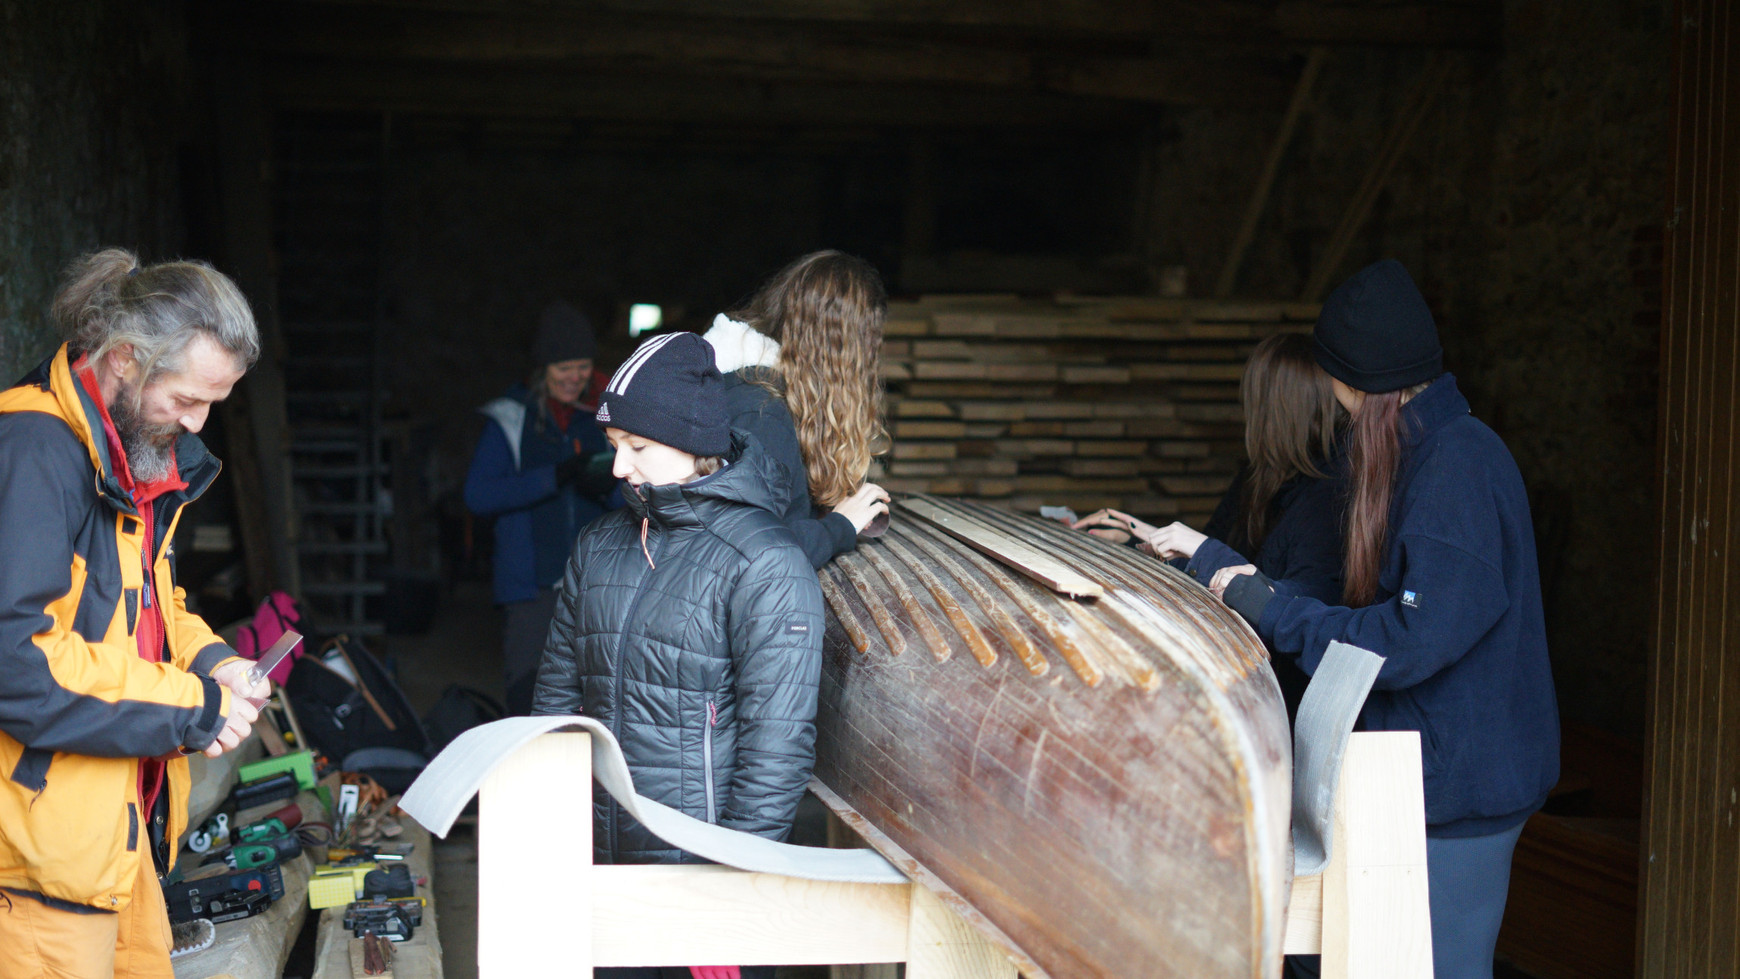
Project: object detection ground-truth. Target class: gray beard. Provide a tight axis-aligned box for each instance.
[110,385,183,484]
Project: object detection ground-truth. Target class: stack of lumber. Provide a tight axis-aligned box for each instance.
[879,296,1319,527]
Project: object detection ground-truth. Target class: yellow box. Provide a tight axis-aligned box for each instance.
[308,862,377,909]
[308,874,357,910]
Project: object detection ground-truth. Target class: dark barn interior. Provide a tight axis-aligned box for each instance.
[2,0,1735,976]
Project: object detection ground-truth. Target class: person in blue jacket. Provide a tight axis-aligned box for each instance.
[1213,260,1560,979]
[464,301,619,715]
[1071,331,1346,720]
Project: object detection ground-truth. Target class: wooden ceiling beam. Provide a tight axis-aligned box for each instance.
[260,0,1502,47]
[254,6,1293,108]
[264,61,1166,128]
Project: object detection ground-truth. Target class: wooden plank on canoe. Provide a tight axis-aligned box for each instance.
[897,498,1103,599]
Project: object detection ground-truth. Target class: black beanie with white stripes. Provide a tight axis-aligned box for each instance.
[595,332,731,457]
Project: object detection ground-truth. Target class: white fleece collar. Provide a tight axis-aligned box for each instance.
[704,314,781,374]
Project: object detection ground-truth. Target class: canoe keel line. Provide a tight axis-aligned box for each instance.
[813,496,1292,979]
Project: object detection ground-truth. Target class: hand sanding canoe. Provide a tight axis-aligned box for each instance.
[812,496,1291,979]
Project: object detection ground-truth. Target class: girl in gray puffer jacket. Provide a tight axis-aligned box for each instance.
[532,332,825,868]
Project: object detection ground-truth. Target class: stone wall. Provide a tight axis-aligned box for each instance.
[0,0,188,383]
[1150,0,1668,739]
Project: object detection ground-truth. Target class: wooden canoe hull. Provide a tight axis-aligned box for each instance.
[814,497,1291,979]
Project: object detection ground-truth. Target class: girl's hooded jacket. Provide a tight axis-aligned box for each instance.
[531,431,824,864]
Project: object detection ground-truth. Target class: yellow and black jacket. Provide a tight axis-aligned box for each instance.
[0,344,237,911]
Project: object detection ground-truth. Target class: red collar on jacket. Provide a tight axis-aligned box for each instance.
[71,355,188,504]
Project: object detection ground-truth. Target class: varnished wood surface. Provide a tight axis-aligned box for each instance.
[814,497,1290,978]
[1643,1,1740,974]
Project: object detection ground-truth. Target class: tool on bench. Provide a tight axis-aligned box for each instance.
[359,930,396,975]
[231,771,299,810]
[168,918,216,959]
[245,630,302,695]
[186,812,230,854]
[343,897,423,941]
[362,863,414,898]
[163,864,280,924]
[236,816,291,844]
[222,835,301,870]
[237,749,317,791]
[310,861,379,909]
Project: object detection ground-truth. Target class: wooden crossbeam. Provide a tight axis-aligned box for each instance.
[264,62,1162,127]
[258,0,1502,48]
[256,6,1291,108]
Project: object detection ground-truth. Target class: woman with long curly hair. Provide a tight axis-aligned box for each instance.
[1213,260,1559,979]
[703,250,891,569]
[1072,331,1345,718]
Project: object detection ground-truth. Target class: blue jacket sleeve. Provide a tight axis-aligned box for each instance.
[463,420,559,517]
[785,511,858,571]
[1185,537,1251,584]
[728,387,857,569]
[1258,532,1510,691]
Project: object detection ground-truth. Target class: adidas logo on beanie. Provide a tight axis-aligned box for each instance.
[595,332,731,457]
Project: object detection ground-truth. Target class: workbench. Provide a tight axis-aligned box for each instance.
[171,787,324,979]
[309,816,446,979]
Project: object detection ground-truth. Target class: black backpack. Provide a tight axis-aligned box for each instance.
[284,637,431,763]
[422,685,505,753]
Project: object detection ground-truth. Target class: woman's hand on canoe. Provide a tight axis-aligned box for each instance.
[1209,563,1261,599]
[1139,521,1208,560]
[1071,508,1151,545]
[833,482,892,533]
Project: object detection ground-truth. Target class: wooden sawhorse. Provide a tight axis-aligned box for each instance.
[473,731,1431,977]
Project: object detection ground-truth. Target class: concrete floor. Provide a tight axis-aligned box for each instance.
[384,579,501,979]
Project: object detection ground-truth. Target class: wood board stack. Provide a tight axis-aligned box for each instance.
[878,296,1319,527]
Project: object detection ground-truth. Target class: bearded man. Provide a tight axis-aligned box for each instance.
[0,248,271,978]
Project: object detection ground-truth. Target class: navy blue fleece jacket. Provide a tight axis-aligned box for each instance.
[464,384,618,604]
[1252,374,1559,836]
[1177,466,1345,719]
[720,371,857,569]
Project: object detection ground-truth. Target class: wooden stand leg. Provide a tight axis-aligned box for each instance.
[478,732,594,977]
[1321,731,1433,979]
[904,885,1016,979]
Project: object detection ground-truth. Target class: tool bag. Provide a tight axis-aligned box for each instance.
[421,684,505,753]
[284,636,430,764]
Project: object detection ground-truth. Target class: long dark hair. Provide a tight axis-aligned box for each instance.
[1341,380,1431,607]
[1239,333,1339,553]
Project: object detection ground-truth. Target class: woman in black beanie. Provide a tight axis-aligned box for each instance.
[533,332,823,979]
[1213,260,1560,979]
[464,301,620,715]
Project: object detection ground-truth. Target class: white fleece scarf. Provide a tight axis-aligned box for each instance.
[703,314,781,374]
